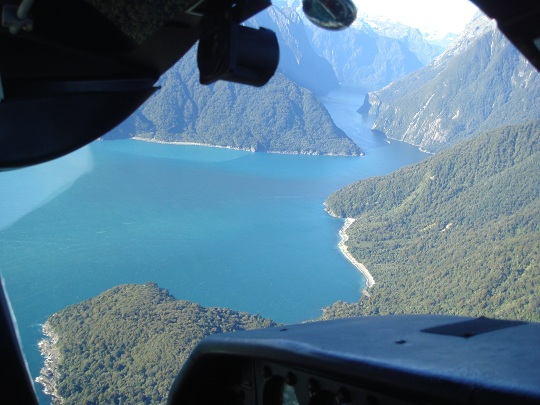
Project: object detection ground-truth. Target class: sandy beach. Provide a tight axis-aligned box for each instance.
[338,218,375,289]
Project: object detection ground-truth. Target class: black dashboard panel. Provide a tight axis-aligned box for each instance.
[168,315,540,405]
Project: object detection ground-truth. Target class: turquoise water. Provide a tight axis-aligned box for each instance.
[0,89,427,401]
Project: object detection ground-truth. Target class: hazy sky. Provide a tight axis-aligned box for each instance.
[355,0,480,34]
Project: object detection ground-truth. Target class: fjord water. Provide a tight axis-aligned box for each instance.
[0,89,427,397]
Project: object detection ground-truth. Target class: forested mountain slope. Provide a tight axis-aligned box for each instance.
[108,48,363,156]
[104,2,450,154]
[40,283,277,404]
[324,120,540,322]
[102,3,368,156]
[360,15,540,152]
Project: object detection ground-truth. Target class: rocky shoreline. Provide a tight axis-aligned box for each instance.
[36,320,64,404]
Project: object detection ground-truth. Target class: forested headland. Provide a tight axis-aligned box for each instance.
[109,50,364,157]
[324,120,540,322]
[39,283,277,404]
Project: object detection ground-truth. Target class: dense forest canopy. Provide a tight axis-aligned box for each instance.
[324,120,540,322]
[109,49,363,157]
[44,283,277,404]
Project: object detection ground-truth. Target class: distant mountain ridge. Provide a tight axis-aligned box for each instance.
[360,16,443,65]
[360,14,540,153]
[273,0,438,89]
[307,21,423,90]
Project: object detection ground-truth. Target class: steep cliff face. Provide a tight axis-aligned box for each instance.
[360,15,540,153]
[249,6,339,94]
[306,19,424,90]
[271,0,436,90]
[361,17,442,65]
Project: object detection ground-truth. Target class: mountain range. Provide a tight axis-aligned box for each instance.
[273,0,439,89]
[359,16,445,64]
[105,7,540,157]
[106,3,445,155]
[306,19,423,90]
[360,14,540,153]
